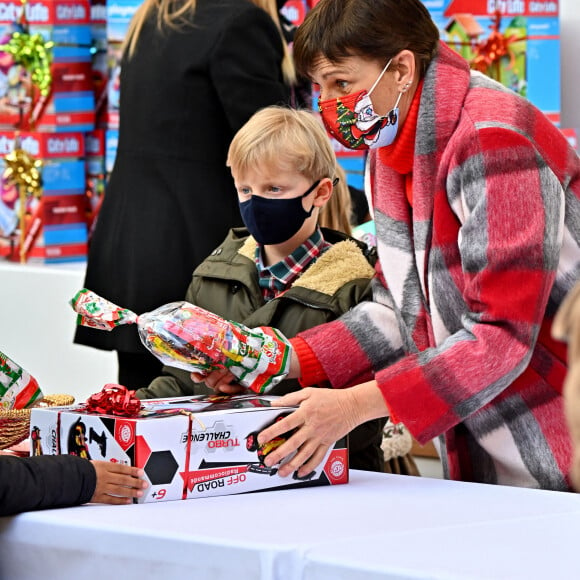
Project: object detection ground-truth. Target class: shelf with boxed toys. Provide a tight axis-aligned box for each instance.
[0,130,89,262]
[424,0,561,124]
[0,0,96,133]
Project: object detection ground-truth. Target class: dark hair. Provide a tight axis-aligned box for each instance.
[294,0,439,79]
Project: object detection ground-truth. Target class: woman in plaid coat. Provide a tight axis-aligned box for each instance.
[211,0,580,490]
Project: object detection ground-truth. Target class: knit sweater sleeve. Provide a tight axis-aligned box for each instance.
[291,336,327,387]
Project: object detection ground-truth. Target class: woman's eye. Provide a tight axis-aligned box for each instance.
[337,80,349,90]
[239,188,251,195]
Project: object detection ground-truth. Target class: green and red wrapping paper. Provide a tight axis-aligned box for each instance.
[0,350,43,410]
[70,289,292,394]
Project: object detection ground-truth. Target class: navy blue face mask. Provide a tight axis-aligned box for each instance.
[239,180,320,245]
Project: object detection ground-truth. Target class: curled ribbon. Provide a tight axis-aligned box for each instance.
[84,384,142,417]
[469,10,525,80]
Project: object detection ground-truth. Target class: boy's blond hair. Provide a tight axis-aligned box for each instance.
[227,106,337,184]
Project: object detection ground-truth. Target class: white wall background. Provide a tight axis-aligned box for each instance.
[1,262,117,402]
[561,0,580,130]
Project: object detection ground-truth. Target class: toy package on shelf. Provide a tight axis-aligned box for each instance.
[83,128,104,236]
[0,131,88,262]
[279,0,308,26]
[30,388,349,503]
[104,41,121,129]
[422,0,561,125]
[104,127,117,172]
[0,0,96,132]
[106,0,140,43]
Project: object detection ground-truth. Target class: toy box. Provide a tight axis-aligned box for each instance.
[280,0,308,27]
[105,127,117,172]
[29,394,349,503]
[106,0,140,43]
[422,0,561,124]
[0,50,96,132]
[84,128,104,236]
[0,0,95,131]
[105,42,121,129]
[0,0,92,33]
[0,130,88,262]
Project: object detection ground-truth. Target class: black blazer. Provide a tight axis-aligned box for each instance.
[76,0,291,353]
[0,455,95,516]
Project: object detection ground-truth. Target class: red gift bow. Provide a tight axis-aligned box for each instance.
[84,384,142,417]
[470,10,525,78]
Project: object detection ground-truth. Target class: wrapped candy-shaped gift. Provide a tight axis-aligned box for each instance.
[70,289,291,394]
[0,349,43,410]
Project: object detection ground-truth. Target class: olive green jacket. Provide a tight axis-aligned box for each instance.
[136,227,385,471]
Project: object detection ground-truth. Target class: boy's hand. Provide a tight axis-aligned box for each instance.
[190,369,246,395]
[90,461,148,505]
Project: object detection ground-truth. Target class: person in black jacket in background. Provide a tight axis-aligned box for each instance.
[0,456,147,516]
[75,0,293,389]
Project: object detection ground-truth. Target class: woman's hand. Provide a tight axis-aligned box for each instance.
[190,369,246,395]
[257,381,386,478]
[90,461,148,505]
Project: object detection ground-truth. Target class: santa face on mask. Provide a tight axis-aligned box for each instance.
[318,58,403,151]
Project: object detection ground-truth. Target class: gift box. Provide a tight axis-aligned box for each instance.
[279,0,308,26]
[104,42,120,129]
[0,0,96,131]
[0,49,96,132]
[422,0,561,124]
[0,130,88,262]
[105,126,117,172]
[84,128,104,236]
[29,393,349,503]
[0,0,92,32]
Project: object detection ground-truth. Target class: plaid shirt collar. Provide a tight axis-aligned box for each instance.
[255,227,331,301]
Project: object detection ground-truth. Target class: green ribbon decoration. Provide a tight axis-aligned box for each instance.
[0,31,54,97]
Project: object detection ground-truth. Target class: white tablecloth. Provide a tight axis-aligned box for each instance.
[1,470,579,580]
[302,511,580,580]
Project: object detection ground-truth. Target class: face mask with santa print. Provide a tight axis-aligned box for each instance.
[318,58,403,150]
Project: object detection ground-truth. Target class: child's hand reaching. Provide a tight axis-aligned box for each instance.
[190,369,246,395]
[90,461,148,505]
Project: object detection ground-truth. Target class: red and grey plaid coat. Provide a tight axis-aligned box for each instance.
[299,43,580,490]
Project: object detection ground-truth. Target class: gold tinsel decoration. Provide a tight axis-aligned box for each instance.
[3,138,43,262]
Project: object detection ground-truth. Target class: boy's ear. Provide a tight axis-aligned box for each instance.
[312,177,334,207]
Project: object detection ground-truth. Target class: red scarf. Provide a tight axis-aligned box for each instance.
[377,80,424,205]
